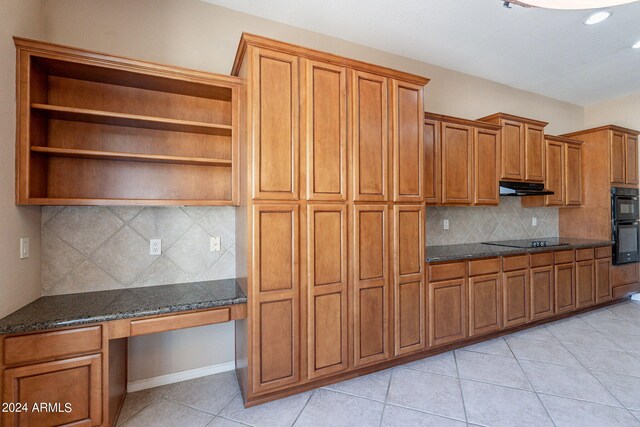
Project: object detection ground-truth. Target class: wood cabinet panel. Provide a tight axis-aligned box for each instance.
[428,262,466,281]
[392,80,424,202]
[353,205,389,366]
[255,207,298,293]
[428,279,467,347]
[503,270,529,327]
[612,263,639,287]
[611,131,626,184]
[531,252,554,268]
[441,123,473,204]
[501,120,524,181]
[576,248,595,261]
[252,48,299,200]
[424,118,440,204]
[545,139,565,206]
[503,254,529,272]
[626,134,639,185]
[302,60,347,201]
[258,299,297,385]
[469,258,501,276]
[352,71,388,201]
[554,250,575,264]
[525,124,545,182]
[307,205,347,378]
[555,263,576,314]
[595,257,612,303]
[393,205,425,355]
[474,127,500,205]
[2,354,102,427]
[565,143,583,206]
[576,260,595,308]
[130,309,230,336]
[530,265,554,321]
[595,246,612,259]
[468,274,501,336]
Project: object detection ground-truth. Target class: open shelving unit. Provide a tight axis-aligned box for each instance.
[15,38,242,206]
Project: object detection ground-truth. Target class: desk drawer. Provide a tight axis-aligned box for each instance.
[130,308,231,336]
[3,326,102,366]
[555,250,575,264]
[503,255,529,272]
[428,262,466,281]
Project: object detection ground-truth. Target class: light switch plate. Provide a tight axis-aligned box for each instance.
[19,237,29,259]
[210,236,221,252]
[150,239,161,256]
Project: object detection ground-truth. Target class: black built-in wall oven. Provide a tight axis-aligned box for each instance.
[612,187,640,265]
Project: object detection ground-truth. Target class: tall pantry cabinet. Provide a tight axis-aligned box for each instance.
[232,34,429,404]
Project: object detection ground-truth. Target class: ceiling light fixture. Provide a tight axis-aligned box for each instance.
[584,10,612,24]
[510,0,637,9]
[632,40,640,48]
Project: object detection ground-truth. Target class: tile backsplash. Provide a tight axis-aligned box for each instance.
[427,197,558,246]
[41,206,235,295]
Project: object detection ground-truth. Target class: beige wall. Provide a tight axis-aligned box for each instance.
[39,0,588,384]
[585,92,640,131]
[0,0,44,318]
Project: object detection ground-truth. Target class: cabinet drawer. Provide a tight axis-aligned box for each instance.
[576,248,595,261]
[555,250,575,264]
[3,326,102,366]
[595,246,612,259]
[503,255,529,272]
[130,308,230,336]
[428,262,466,281]
[468,258,500,276]
[531,252,553,267]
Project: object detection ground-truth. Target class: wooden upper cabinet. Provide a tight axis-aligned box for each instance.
[545,139,565,206]
[525,124,545,182]
[441,122,473,204]
[391,80,424,202]
[479,113,548,183]
[626,133,639,185]
[252,48,299,200]
[565,142,583,206]
[610,131,626,184]
[474,127,500,205]
[352,71,388,202]
[424,118,440,204]
[302,60,347,201]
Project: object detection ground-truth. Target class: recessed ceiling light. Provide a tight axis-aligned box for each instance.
[516,0,636,9]
[632,40,640,48]
[584,11,612,25]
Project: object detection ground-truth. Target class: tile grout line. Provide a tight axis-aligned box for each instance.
[452,350,469,424]
[290,389,315,427]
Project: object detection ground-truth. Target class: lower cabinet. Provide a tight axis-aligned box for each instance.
[576,259,596,308]
[555,263,576,314]
[428,279,467,347]
[468,273,502,336]
[530,265,555,321]
[502,269,529,327]
[595,257,612,303]
[3,354,103,427]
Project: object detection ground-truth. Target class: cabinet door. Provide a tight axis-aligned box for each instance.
[307,205,348,378]
[501,119,525,181]
[503,270,529,327]
[302,60,347,201]
[468,273,501,336]
[393,205,425,355]
[428,279,467,347]
[2,354,102,427]
[441,122,473,204]
[353,205,389,366]
[610,131,626,184]
[545,139,565,206]
[626,134,639,185]
[392,80,424,202]
[424,118,440,204]
[474,127,500,205]
[530,265,555,321]
[352,71,388,202]
[565,143,583,206]
[555,263,576,314]
[525,124,545,182]
[251,48,299,200]
[252,205,300,393]
[595,257,612,303]
[576,260,595,308]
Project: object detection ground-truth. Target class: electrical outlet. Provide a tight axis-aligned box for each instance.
[443,219,450,230]
[532,217,537,227]
[149,239,161,255]
[210,236,221,252]
[19,237,29,259]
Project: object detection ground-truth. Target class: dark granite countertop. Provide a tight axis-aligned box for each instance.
[426,238,614,263]
[0,279,246,335]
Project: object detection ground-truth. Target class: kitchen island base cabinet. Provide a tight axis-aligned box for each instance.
[428,279,467,347]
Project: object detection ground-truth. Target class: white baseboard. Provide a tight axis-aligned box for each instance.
[631,292,640,301]
[127,361,236,393]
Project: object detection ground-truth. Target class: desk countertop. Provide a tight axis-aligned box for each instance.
[0,279,246,335]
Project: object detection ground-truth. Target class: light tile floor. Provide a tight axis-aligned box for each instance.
[117,300,640,427]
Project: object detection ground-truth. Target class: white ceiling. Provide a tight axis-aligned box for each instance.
[202,0,640,106]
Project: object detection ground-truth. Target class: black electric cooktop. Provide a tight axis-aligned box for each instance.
[481,238,571,249]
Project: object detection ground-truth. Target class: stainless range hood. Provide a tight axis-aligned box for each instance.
[499,181,554,197]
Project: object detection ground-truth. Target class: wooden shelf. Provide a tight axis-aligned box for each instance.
[31,146,232,167]
[31,104,233,136]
